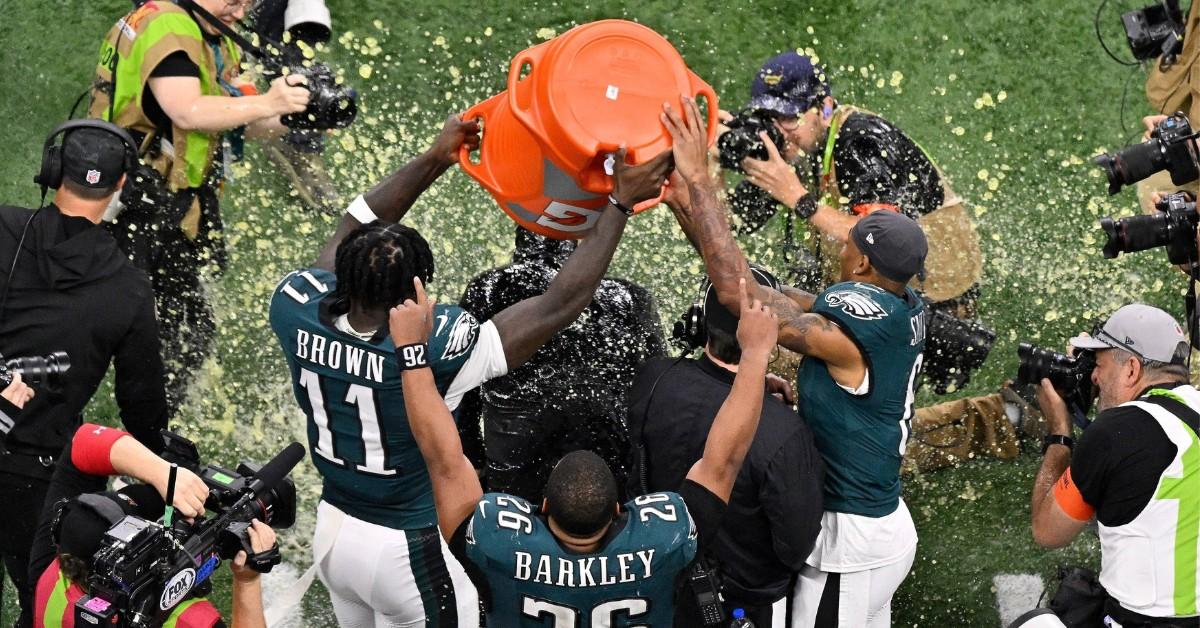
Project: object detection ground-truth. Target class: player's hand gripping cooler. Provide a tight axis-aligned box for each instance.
[460,19,718,239]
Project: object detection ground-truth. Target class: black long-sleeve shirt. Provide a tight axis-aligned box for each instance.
[0,204,168,467]
[629,356,825,607]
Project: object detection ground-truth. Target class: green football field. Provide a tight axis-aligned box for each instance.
[0,0,1187,625]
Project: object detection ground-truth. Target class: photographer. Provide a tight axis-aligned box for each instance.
[30,423,274,628]
[90,0,311,409]
[722,52,1028,473]
[1030,304,1198,627]
[0,123,169,627]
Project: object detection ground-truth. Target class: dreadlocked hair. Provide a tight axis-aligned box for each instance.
[333,221,435,313]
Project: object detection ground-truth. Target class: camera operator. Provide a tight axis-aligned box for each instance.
[247,0,343,213]
[89,0,312,409]
[30,423,274,627]
[630,266,824,626]
[457,226,667,502]
[721,52,1031,473]
[1030,304,1198,627]
[0,122,169,627]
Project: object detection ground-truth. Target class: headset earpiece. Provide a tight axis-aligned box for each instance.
[34,119,139,192]
[823,103,833,120]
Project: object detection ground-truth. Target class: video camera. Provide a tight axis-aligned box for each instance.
[1016,342,1097,424]
[717,110,787,173]
[0,351,70,390]
[1095,112,1198,195]
[1101,191,1198,264]
[1121,0,1185,62]
[73,434,302,628]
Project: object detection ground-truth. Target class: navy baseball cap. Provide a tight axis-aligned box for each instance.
[61,128,128,189]
[748,51,832,117]
[850,211,928,283]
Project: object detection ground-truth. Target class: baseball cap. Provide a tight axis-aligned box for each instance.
[703,265,781,337]
[61,128,128,189]
[849,211,928,283]
[748,51,832,117]
[1070,303,1189,365]
[55,485,164,559]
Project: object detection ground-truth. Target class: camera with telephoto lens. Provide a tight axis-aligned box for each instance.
[718,110,788,173]
[922,309,996,394]
[0,351,70,390]
[1100,191,1198,265]
[1122,1,1185,62]
[1095,112,1198,195]
[73,433,301,628]
[1016,342,1097,419]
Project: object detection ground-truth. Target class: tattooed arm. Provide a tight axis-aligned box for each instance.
[662,97,864,380]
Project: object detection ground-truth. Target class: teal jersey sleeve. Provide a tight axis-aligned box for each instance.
[800,282,926,517]
[269,268,487,529]
[463,491,696,627]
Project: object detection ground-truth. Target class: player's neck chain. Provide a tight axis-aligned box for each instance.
[335,313,377,341]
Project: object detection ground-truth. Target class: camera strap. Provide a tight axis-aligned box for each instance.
[174,0,277,66]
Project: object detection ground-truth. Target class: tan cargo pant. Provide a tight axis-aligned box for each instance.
[902,393,1020,474]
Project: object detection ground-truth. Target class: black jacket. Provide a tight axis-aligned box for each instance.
[629,356,825,607]
[0,204,167,467]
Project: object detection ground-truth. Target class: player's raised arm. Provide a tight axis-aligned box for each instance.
[488,146,673,368]
[391,278,482,539]
[662,97,819,334]
[313,114,481,271]
[684,279,775,502]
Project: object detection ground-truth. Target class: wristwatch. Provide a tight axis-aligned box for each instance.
[793,193,818,220]
[608,194,636,217]
[1041,434,1074,454]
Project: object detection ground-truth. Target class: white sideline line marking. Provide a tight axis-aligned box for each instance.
[994,573,1045,627]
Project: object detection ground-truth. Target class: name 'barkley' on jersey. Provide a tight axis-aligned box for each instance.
[464,492,699,627]
[269,267,502,530]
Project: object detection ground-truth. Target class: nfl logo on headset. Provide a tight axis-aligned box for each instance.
[85,169,101,185]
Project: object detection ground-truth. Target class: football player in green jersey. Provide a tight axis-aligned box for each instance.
[269,113,673,626]
[664,96,928,628]
[391,276,778,627]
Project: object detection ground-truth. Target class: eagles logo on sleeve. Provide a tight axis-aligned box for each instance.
[824,289,888,321]
[439,311,479,360]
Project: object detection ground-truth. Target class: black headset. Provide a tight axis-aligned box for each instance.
[1,120,139,329]
[671,266,782,352]
[34,119,139,196]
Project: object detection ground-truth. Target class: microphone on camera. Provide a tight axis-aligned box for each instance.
[248,442,305,496]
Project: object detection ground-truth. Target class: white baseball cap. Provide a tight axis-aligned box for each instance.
[1069,303,1189,365]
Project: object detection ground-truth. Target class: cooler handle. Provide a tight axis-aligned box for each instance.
[688,70,720,146]
[507,42,550,135]
[458,94,504,193]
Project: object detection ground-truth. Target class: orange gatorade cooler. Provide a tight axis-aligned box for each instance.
[460,19,718,239]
